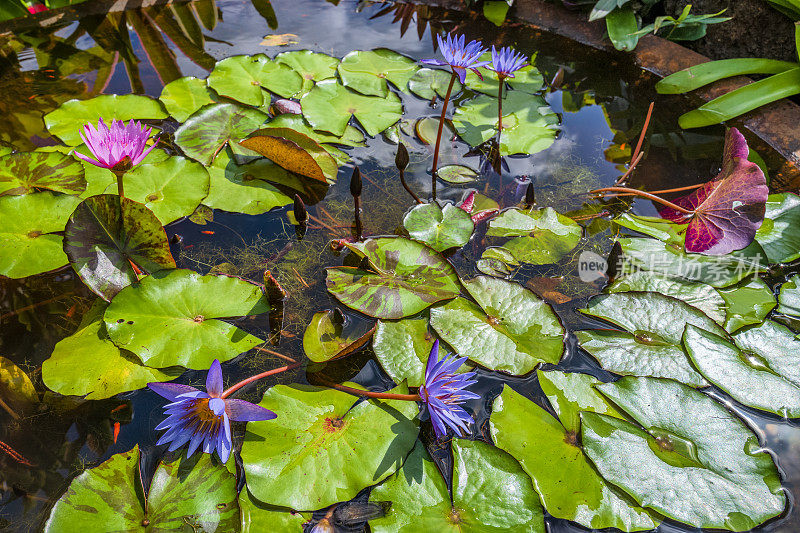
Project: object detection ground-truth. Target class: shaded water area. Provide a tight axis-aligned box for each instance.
[1,0,800,531]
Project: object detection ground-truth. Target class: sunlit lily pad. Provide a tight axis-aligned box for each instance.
[240,127,338,184]
[159,76,218,122]
[486,207,581,265]
[0,191,80,278]
[0,152,85,196]
[241,383,418,510]
[430,276,565,375]
[581,376,786,530]
[717,277,775,332]
[403,202,474,252]
[303,309,375,362]
[477,246,519,277]
[464,61,544,97]
[370,439,545,532]
[373,318,456,387]
[537,369,625,434]
[778,274,800,317]
[614,213,686,244]
[275,50,339,95]
[756,192,800,264]
[490,385,659,531]
[265,114,366,147]
[239,490,306,532]
[437,164,478,184]
[104,269,269,369]
[44,446,239,532]
[326,237,460,319]
[301,80,403,137]
[207,54,303,105]
[408,68,462,100]
[174,103,268,165]
[338,48,417,96]
[577,292,725,385]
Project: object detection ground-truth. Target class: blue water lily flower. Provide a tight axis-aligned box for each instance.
[419,340,479,438]
[148,359,276,463]
[487,45,528,79]
[422,33,490,84]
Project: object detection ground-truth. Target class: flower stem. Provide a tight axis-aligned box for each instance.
[220,362,303,399]
[497,78,504,143]
[590,186,695,215]
[431,71,457,201]
[112,169,125,199]
[318,378,421,401]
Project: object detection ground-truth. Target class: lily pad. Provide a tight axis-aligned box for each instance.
[414,117,442,145]
[239,127,339,184]
[490,385,659,531]
[159,76,218,122]
[581,376,786,530]
[207,54,303,105]
[452,91,558,156]
[756,193,800,264]
[326,237,460,319]
[241,383,418,510]
[45,94,168,146]
[464,61,544,97]
[203,150,293,215]
[477,246,519,277]
[537,369,624,434]
[44,446,239,532]
[430,276,565,375]
[437,164,478,184]
[63,194,176,301]
[0,191,80,278]
[0,151,85,196]
[717,277,775,332]
[577,292,726,386]
[301,80,403,137]
[408,68,463,100]
[614,213,687,244]
[403,202,474,252]
[174,103,268,165]
[338,49,417,96]
[240,490,306,532]
[778,274,800,317]
[370,439,545,532]
[275,50,339,95]
[265,114,366,147]
[104,269,269,369]
[486,207,582,265]
[373,318,441,387]
[303,309,375,363]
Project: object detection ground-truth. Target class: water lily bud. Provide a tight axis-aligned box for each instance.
[350,166,362,198]
[272,99,301,115]
[293,194,307,223]
[525,182,535,207]
[395,142,409,171]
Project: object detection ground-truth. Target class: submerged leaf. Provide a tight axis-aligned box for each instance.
[0,152,85,196]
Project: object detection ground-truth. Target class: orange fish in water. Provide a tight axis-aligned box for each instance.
[200,230,215,235]
[113,422,120,444]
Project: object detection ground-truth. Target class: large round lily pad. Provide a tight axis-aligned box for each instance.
[326,237,460,319]
[408,68,462,100]
[301,80,403,137]
[373,318,436,387]
[159,76,218,122]
[486,207,582,265]
[241,383,419,510]
[0,151,85,196]
[207,54,303,105]
[337,48,417,96]
[403,202,474,252]
[755,192,800,264]
[275,50,339,95]
[430,276,565,375]
[239,490,306,532]
[581,376,786,530]
[370,439,545,532]
[174,103,268,165]
[104,269,269,369]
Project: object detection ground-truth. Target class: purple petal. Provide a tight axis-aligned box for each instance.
[225,399,277,422]
[206,359,224,397]
[149,382,199,402]
[421,58,447,67]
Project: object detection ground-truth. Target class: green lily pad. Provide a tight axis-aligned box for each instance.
[174,103,268,165]
[241,383,419,510]
[408,68,462,100]
[301,80,403,137]
[430,276,565,375]
[104,269,268,369]
[437,164,478,184]
[734,319,800,390]
[45,94,168,146]
[0,151,85,196]
[778,274,800,317]
[370,439,545,532]
[0,356,37,415]
[683,323,800,417]
[302,309,375,363]
[326,237,460,319]
[717,277,776,332]
[490,385,659,531]
[577,292,726,386]
[338,49,417,96]
[122,156,210,224]
[537,369,624,434]
[452,91,558,156]
[207,54,303,105]
[581,376,786,530]
[63,194,176,301]
[44,446,239,532]
[414,117,442,145]
[265,114,366,147]
[486,207,581,265]
[159,76,218,122]
[477,246,519,277]
[43,301,178,400]
[403,202,474,252]
[275,50,339,95]
[755,193,800,264]
[0,191,80,278]
[614,213,687,244]
[465,63,544,97]
[240,490,306,532]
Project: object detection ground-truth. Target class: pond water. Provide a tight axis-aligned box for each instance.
[1,0,799,532]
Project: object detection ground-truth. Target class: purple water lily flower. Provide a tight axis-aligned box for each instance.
[487,46,528,79]
[419,340,479,439]
[76,118,157,172]
[148,360,276,463]
[422,33,490,84]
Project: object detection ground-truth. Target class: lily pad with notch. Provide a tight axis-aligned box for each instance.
[437,164,478,184]
[275,50,339,95]
[159,76,218,122]
[0,151,85,196]
[464,61,544,97]
[337,48,418,97]
[403,202,474,252]
[303,309,375,363]
[300,80,403,137]
[408,68,463,100]
[486,207,582,265]
[207,54,303,105]
[717,276,775,332]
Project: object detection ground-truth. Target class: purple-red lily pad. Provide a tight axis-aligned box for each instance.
[659,128,768,255]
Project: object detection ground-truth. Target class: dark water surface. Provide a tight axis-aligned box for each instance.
[1,0,799,531]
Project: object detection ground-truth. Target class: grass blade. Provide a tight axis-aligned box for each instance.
[657,58,797,94]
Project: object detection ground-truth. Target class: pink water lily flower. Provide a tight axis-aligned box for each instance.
[76,118,157,172]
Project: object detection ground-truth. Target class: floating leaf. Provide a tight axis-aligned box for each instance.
[717,277,775,332]
[0,356,37,415]
[465,64,545,97]
[63,194,176,301]
[614,213,686,244]
[266,114,365,148]
[159,76,218,122]
[370,440,545,532]
[240,490,306,532]
[0,152,85,196]
[486,207,581,265]
[403,202,474,252]
[755,192,800,263]
[241,383,418,510]
[452,91,558,155]
[338,49,418,96]
[437,164,478,184]
[0,192,80,278]
[174,103,268,165]
[577,292,726,385]
[430,276,565,375]
[260,33,298,47]
[45,94,168,146]
[303,309,375,362]
[44,446,239,532]
[537,369,624,434]
[477,246,519,277]
[275,50,339,95]
[407,68,462,100]
[326,237,460,319]
[414,117,441,145]
[490,385,658,531]
[239,127,339,184]
[778,274,800,317]
[207,54,303,105]
[581,376,786,530]
[104,269,268,369]
[301,80,403,137]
